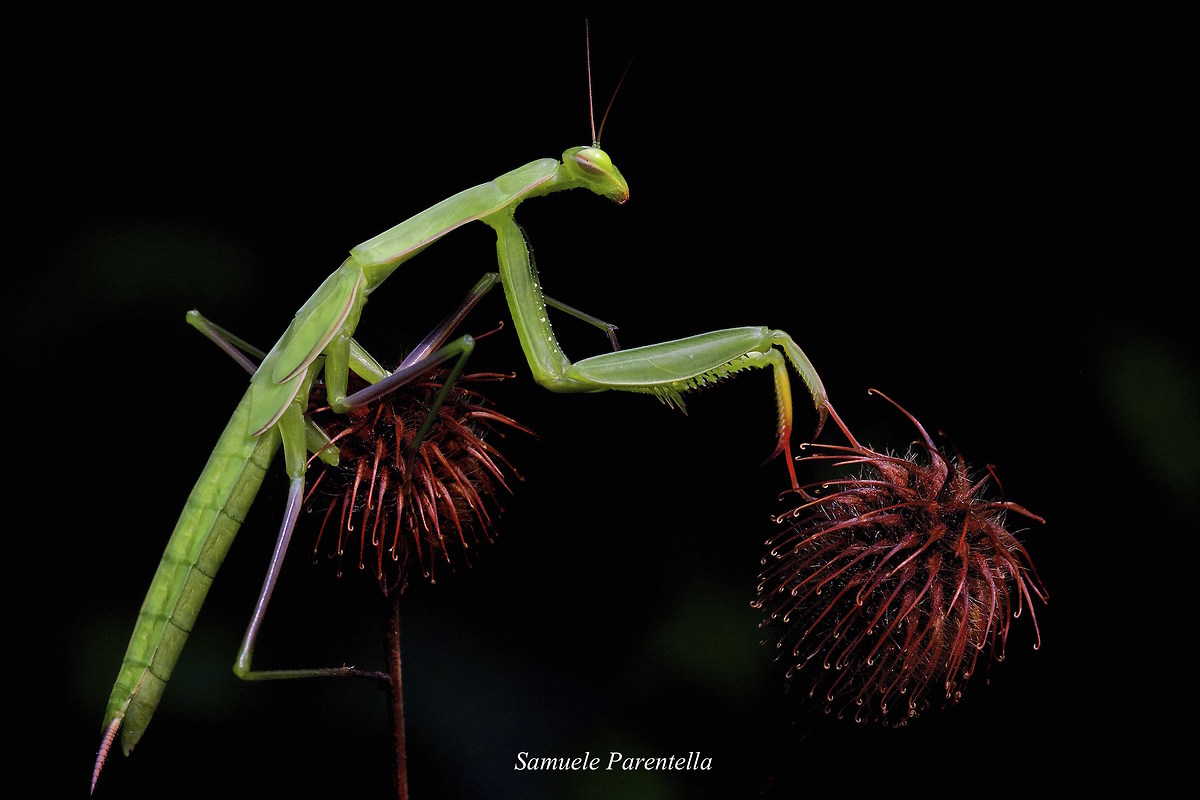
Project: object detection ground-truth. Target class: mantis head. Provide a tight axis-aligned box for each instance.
[565,22,631,205]
[561,145,629,205]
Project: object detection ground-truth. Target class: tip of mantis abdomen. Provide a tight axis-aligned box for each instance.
[91,714,122,794]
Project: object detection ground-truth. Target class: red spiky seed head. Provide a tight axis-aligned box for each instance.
[303,370,533,597]
[753,391,1047,725]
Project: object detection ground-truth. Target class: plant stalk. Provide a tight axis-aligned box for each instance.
[385,593,409,800]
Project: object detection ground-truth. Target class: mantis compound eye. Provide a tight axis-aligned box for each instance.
[573,147,612,175]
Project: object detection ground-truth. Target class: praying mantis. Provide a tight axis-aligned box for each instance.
[91,40,829,794]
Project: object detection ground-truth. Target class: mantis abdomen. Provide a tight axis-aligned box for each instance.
[102,390,280,754]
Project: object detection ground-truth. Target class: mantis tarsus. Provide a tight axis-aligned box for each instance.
[92,50,829,793]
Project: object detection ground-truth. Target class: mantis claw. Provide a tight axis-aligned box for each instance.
[606,324,621,351]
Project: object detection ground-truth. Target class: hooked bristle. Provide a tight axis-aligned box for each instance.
[303,369,533,596]
[754,396,1047,725]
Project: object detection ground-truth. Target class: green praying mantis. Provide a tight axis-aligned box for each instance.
[91,45,829,794]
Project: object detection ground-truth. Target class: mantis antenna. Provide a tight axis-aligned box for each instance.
[586,19,634,147]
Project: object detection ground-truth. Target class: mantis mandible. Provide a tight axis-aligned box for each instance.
[92,46,829,793]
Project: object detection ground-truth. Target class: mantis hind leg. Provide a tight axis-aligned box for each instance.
[186,309,266,374]
[185,308,390,385]
[228,282,505,683]
[232,376,389,682]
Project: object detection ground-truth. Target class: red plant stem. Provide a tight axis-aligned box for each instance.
[385,594,409,800]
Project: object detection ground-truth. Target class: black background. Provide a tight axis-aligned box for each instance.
[12,7,1195,798]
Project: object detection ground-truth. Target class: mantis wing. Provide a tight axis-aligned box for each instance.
[247,265,365,435]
